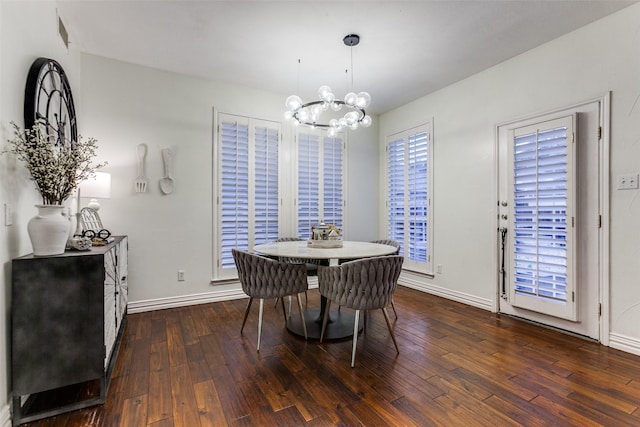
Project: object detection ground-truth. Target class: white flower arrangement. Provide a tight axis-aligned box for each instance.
[4,122,107,205]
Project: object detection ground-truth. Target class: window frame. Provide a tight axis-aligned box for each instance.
[214,112,281,279]
[385,122,434,274]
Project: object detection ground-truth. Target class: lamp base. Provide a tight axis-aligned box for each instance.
[74,212,83,237]
[87,199,100,210]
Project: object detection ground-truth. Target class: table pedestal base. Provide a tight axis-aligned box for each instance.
[287,308,363,340]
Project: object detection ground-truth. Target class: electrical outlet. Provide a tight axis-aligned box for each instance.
[617,173,639,190]
[177,270,185,281]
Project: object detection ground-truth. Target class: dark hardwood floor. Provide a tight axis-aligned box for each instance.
[23,286,640,426]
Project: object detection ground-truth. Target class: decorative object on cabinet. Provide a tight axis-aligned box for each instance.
[79,208,113,245]
[135,143,148,193]
[11,236,128,426]
[72,172,111,239]
[160,147,175,194]
[27,205,71,256]
[78,171,111,211]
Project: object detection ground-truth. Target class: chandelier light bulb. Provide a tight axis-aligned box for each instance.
[331,102,343,112]
[329,118,339,128]
[350,122,359,130]
[285,95,302,111]
[327,127,338,137]
[298,108,310,122]
[357,92,371,108]
[361,115,372,127]
[345,111,358,125]
[344,92,357,106]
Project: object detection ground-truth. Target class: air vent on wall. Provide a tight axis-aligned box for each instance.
[58,16,69,49]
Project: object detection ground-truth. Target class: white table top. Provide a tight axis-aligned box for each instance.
[253,240,397,260]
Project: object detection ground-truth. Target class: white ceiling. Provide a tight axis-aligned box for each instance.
[57,0,636,115]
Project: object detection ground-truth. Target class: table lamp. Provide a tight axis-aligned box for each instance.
[73,172,111,236]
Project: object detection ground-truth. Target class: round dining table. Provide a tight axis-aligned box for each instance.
[253,240,398,340]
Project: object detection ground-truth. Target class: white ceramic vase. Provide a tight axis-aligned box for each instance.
[27,205,71,256]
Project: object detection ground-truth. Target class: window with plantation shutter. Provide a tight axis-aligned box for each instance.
[296,130,344,239]
[386,123,433,274]
[508,115,576,319]
[216,114,280,277]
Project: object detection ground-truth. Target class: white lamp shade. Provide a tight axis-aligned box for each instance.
[79,172,111,199]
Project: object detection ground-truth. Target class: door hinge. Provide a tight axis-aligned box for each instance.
[598,214,602,228]
[572,291,575,302]
[598,303,602,316]
[572,216,575,228]
[597,126,602,140]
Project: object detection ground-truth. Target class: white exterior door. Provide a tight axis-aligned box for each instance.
[497,100,602,340]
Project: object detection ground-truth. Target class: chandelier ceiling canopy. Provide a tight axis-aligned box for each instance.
[284,34,372,137]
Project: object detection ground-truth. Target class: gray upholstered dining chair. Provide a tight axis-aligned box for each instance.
[272,237,327,314]
[337,239,402,318]
[232,249,308,351]
[318,255,404,367]
[370,239,401,318]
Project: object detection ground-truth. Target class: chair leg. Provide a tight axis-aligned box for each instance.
[382,307,399,354]
[280,298,287,323]
[390,297,398,319]
[351,310,360,368]
[320,299,332,343]
[241,298,253,334]
[288,295,293,317]
[295,293,307,340]
[257,299,265,351]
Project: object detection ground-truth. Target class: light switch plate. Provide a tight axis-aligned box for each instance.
[4,203,13,226]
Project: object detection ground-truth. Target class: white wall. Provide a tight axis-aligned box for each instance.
[78,54,380,304]
[2,1,640,422]
[0,1,82,423]
[380,3,640,352]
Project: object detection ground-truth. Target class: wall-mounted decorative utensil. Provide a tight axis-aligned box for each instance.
[135,143,148,193]
[160,148,174,195]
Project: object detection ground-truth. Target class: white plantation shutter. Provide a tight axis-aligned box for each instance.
[296,130,344,239]
[408,132,429,263]
[254,126,279,245]
[218,114,280,273]
[387,138,405,252]
[297,133,320,239]
[386,123,433,273]
[322,136,343,230]
[220,118,249,269]
[508,115,576,320]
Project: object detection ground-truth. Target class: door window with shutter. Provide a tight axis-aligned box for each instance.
[216,113,280,278]
[386,123,433,274]
[498,100,605,341]
[507,116,577,320]
[296,129,344,239]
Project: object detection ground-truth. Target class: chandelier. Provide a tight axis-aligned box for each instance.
[284,34,372,137]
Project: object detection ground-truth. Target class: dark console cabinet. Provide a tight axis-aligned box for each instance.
[11,236,128,426]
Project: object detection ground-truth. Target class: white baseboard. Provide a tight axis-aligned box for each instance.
[128,288,247,313]
[609,332,640,357]
[128,279,319,314]
[398,272,494,312]
[0,403,11,427]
